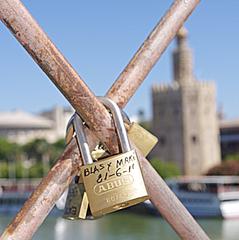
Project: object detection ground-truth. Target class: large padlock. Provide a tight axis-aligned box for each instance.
[63,113,93,220]
[80,97,149,217]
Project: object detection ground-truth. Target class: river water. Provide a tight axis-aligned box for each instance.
[0,213,239,240]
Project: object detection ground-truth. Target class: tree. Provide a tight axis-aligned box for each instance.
[224,153,239,162]
[50,138,65,165]
[0,138,22,162]
[0,137,67,178]
[21,139,52,177]
[150,158,180,179]
[0,162,9,178]
[0,138,23,178]
[22,139,50,162]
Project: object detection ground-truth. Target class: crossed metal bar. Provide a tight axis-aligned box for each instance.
[0,0,210,239]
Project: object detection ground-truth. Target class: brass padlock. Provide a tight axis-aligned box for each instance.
[121,110,158,157]
[127,122,158,157]
[63,114,93,220]
[63,175,90,220]
[80,97,149,217]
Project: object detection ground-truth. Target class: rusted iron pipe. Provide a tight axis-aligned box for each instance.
[1,131,99,240]
[135,144,209,240]
[0,0,208,239]
[0,0,118,153]
[1,140,79,240]
[107,0,200,108]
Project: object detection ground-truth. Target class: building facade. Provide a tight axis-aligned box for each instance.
[152,28,221,175]
[220,119,239,159]
[0,106,74,144]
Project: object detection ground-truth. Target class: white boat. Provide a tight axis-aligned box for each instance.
[166,176,239,218]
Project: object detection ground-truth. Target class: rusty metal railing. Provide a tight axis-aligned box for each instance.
[0,0,209,239]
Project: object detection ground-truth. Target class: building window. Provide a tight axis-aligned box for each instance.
[159,136,166,146]
[191,135,198,144]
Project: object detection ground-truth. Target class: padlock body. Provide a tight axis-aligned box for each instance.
[81,149,148,217]
[128,122,158,157]
[63,180,89,220]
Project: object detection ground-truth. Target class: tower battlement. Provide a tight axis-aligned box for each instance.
[197,80,215,89]
[152,82,179,93]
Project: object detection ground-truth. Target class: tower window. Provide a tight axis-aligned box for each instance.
[159,136,166,146]
[191,135,198,144]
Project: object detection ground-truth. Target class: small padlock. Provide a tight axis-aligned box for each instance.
[63,113,93,220]
[80,97,149,217]
[121,111,158,157]
[127,122,158,157]
[63,175,90,220]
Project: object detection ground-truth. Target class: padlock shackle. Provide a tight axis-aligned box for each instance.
[98,97,131,153]
[66,114,75,132]
[66,98,131,160]
[73,113,94,165]
[121,110,130,125]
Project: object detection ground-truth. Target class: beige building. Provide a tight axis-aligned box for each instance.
[0,106,74,144]
[152,28,221,175]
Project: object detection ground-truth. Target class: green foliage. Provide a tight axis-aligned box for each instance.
[22,139,50,162]
[0,138,13,160]
[15,161,24,178]
[52,138,65,149]
[224,154,239,162]
[0,137,66,178]
[28,163,44,178]
[0,138,21,162]
[0,162,9,178]
[50,138,66,165]
[150,158,180,179]
[22,138,66,165]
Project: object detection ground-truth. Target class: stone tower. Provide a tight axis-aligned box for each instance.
[151,27,221,175]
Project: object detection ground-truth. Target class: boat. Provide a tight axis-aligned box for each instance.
[156,176,239,218]
[128,176,239,218]
[167,176,223,218]
[167,176,239,218]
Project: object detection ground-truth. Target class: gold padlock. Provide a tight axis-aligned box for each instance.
[80,97,149,217]
[63,175,90,220]
[121,110,158,157]
[127,122,158,157]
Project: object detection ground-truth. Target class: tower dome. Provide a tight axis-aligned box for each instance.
[173,26,194,85]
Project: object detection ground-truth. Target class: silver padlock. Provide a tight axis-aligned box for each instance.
[63,113,93,220]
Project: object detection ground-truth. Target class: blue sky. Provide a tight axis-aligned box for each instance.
[0,1,239,120]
